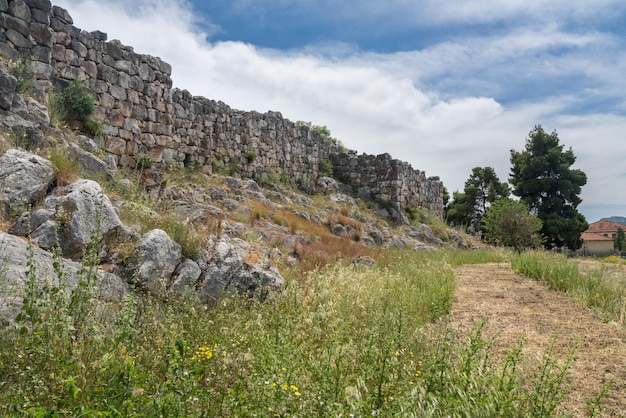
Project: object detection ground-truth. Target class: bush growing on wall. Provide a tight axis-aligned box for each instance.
[7,57,34,96]
[49,79,102,136]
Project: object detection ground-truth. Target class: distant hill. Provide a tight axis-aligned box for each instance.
[602,216,626,225]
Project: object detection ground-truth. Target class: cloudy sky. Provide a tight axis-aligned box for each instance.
[55,0,626,222]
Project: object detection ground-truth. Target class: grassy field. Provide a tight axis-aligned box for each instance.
[512,251,626,327]
[3,246,622,416]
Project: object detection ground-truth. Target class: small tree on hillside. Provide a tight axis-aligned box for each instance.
[482,198,543,252]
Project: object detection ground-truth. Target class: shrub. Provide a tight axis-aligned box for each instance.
[63,79,95,121]
[84,118,104,137]
[320,160,333,177]
[7,56,33,96]
[48,79,101,135]
[246,151,256,164]
[135,152,153,170]
[167,219,205,260]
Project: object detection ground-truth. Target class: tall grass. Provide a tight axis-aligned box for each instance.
[48,148,82,187]
[513,251,626,326]
[0,247,583,416]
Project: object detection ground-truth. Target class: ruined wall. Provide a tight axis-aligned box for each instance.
[330,152,443,219]
[0,0,443,219]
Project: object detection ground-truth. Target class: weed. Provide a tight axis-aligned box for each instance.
[320,160,333,177]
[249,202,270,224]
[6,56,33,96]
[10,128,28,150]
[135,152,153,170]
[48,147,81,187]
[166,219,205,260]
[48,79,102,136]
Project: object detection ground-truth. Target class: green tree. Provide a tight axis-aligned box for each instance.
[445,191,473,230]
[510,126,588,250]
[616,227,626,252]
[482,198,543,252]
[445,167,510,233]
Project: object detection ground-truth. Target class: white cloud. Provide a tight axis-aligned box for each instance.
[54,0,626,220]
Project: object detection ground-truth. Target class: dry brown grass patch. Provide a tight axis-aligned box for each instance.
[295,234,375,272]
[244,251,263,266]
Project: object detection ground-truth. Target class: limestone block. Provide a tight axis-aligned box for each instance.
[24,0,52,12]
[5,29,31,48]
[8,0,30,20]
[71,39,87,57]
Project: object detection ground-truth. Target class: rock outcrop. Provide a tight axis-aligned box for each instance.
[0,148,55,219]
[0,230,128,326]
[196,235,284,306]
[126,229,183,295]
[0,143,474,326]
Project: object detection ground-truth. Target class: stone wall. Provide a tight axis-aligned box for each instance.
[0,0,443,220]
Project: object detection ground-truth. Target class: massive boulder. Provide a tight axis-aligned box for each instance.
[33,179,130,259]
[196,235,284,306]
[125,229,182,295]
[0,149,55,220]
[0,231,128,325]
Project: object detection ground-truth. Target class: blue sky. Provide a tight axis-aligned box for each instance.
[55,0,626,222]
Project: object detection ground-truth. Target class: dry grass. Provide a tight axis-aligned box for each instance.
[294,235,376,272]
[448,262,626,417]
[48,148,81,187]
[241,201,376,271]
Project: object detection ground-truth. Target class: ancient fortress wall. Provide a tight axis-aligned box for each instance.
[0,0,443,219]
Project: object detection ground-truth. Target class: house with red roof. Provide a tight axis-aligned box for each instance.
[579,220,625,256]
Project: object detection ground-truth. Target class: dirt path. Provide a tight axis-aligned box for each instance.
[447,263,626,417]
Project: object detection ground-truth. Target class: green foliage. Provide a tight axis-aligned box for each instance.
[482,198,544,252]
[512,251,626,325]
[445,166,510,234]
[48,147,81,187]
[9,128,28,150]
[53,79,96,122]
[442,186,450,207]
[320,159,333,177]
[134,152,153,170]
[296,120,331,137]
[406,206,433,225]
[48,79,102,136]
[0,249,586,416]
[84,117,104,137]
[160,217,205,260]
[295,120,347,151]
[512,250,580,292]
[7,56,34,96]
[510,125,588,250]
[246,150,257,164]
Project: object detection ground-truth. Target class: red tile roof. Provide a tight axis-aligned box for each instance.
[581,232,614,242]
[587,220,625,232]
